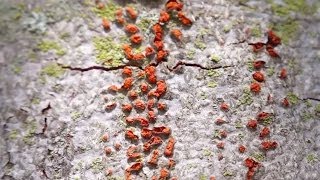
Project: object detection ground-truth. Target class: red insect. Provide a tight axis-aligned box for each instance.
[261,141,278,150]
[215,118,226,125]
[166,0,184,11]
[239,145,246,153]
[253,60,266,70]
[216,141,225,149]
[252,71,265,82]
[267,30,281,47]
[248,42,265,52]
[125,7,138,20]
[246,119,258,129]
[279,68,287,79]
[282,97,290,107]
[259,127,270,139]
[220,102,229,111]
[244,158,260,180]
[159,10,170,23]
[257,112,270,122]
[177,11,192,26]
[141,128,153,139]
[266,44,280,58]
[145,46,155,57]
[164,137,175,157]
[130,34,143,44]
[250,82,261,93]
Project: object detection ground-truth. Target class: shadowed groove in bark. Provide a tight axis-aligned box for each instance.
[167,61,235,71]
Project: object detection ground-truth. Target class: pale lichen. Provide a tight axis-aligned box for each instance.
[210,54,220,63]
[287,92,299,105]
[207,70,220,77]
[207,81,217,88]
[186,49,196,60]
[194,38,207,50]
[267,67,275,76]
[268,0,318,17]
[306,153,318,164]
[37,40,66,56]
[41,63,65,78]
[251,25,262,37]
[238,88,253,106]
[252,152,265,162]
[93,36,124,66]
[270,19,299,44]
[90,157,105,173]
[92,0,119,21]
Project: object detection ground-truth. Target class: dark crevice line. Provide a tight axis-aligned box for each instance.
[167,61,235,71]
[303,97,320,102]
[58,63,143,72]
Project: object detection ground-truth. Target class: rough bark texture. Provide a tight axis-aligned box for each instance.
[0,0,319,179]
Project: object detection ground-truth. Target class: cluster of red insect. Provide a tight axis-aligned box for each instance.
[97,1,193,178]
[99,0,192,64]
[242,30,292,179]
[249,30,281,58]
[104,65,176,179]
[249,30,289,107]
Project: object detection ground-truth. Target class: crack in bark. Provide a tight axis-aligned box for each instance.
[303,97,320,102]
[58,63,143,72]
[41,103,51,114]
[167,61,234,71]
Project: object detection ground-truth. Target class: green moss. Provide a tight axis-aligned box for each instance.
[269,0,318,17]
[9,130,19,140]
[262,116,273,125]
[247,60,254,72]
[92,1,119,21]
[304,100,312,108]
[223,24,232,33]
[267,67,275,76]
[91,157,105,173]
[93,36,124,66]
[37,40,66,56]
[23,120,37,145]
[287,92,299,105]
[137,17,158,33]
[28,51,37,61]
[207,70,220,77]
[223,170,234,177]
[199,174,207,180]
[238,88,253,106]
[202,149,212,156]
[270,19,299,44]
[31,97,41,104]
[235,120,243,128]
[194,38,207,50]
[306,154,318,164]
[106,177,125,180]
[301,111,313,121]
[238,133,245,140]
[186,49,196,60]
[41,63,65,78]
[59,32,71,39]
[210,54,220,63]
[207,81,217,88]
[199,28,209,36]
[71,111,82,121]
[12,65,22,74]
[251,26,262,37]
[56,49,66,56]
[252,152,265,161]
